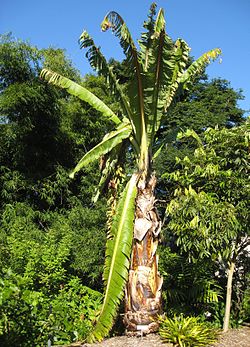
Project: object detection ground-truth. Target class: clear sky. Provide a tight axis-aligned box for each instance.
[1,0,249,113]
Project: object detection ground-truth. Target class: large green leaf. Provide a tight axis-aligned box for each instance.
[69,122,132,178]
[161,38,190,112]
[139,7,190,148]
[153,7,165,35]
[141,10,220,157]
[179,48,222,90]
[101,11,142,70]
[138,3,157,71]
[88,173,138,342]
[101,12,148,170]
[144,8,169,144]
[140,9,221,151]
[40,68,121,125]
[79,31,135,133]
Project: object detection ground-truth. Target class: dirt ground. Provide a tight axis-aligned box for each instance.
[63,326,250,347]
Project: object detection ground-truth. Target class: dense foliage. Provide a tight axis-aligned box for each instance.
[160,122,250,328]
[0,34,110,345]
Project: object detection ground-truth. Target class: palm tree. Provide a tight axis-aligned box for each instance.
[41,3,221,342]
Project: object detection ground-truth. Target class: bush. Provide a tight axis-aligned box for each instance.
[159,314,219,347]
[0,273,102,346]
[44,278,102,345]
[0,200,105,346]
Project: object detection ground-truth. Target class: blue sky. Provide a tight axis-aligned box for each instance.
[1,0,249,113]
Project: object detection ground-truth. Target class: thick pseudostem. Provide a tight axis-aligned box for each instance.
[124,175,163,334]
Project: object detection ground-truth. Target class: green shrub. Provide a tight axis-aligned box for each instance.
[47,278,102,345]
[159,314,219,347]
[0,273,102,346]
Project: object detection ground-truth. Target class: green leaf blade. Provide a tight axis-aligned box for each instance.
[89,173,138,342]
[40,68,121,125]
[69,123,131,178]
[179,48,222,90]
[101,12,147,168]
[79,31,135,132]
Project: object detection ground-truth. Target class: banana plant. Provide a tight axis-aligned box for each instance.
[40,3,221,342]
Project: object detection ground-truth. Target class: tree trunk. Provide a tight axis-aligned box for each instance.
[124,174,163,334]
[223,261,235,332]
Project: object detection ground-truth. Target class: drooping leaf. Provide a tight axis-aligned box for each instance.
[92,142,125,203]
[88,173,138,342]
[101,11,141,70]
[79,31,136,132]
[40,68,121,125]
[69,122,132,178]
[162,38,190,112]
[179,48,222,90]
[91,154,117,204]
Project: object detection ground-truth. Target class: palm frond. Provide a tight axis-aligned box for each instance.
[145,8,167,145]
[153,7,166,36]
[88,173,138,342]
[101,12,147,169]
[101,11,141,68]
[142,10,190,145]
[69,122,132,178]
[79,31,135,132]
[40,68,121,125]
[162,38,190,112]
[138,3,157,71]
[179,48,222,90]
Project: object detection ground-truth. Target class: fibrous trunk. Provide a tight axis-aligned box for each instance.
[124,174,163,334]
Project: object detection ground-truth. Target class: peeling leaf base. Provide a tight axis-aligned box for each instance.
[124,174,163,334]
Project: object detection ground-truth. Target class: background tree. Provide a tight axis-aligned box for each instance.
[0,35,115,346]
[162,77,244,133]
[0,34,115,182]
[154,75,245,187]
[162,121,250,331]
